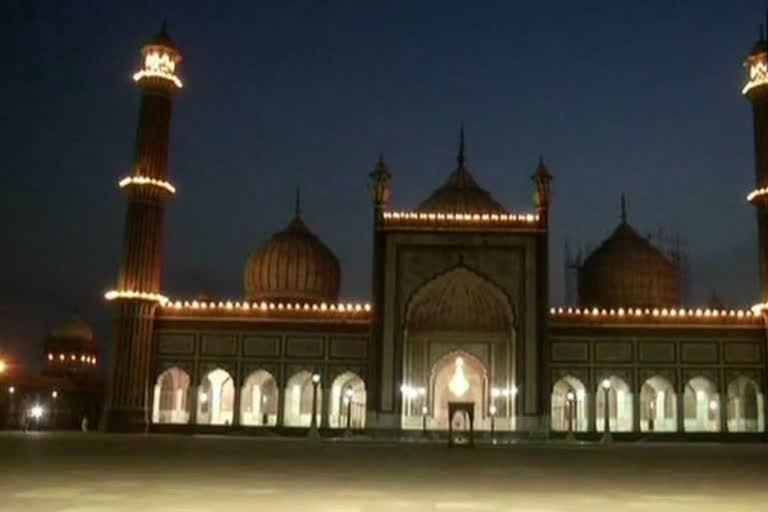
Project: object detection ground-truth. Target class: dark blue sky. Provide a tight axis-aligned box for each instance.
[1,0,766,367]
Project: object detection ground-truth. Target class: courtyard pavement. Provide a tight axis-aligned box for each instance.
[0,432,766,511]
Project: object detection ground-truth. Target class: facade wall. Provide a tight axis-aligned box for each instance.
[151,318,368,428]
[547,323,767,433]
[375,229,545,430]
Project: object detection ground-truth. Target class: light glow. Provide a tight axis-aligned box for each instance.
[159,298,371,316]
[119,176,176,194]
[448,357,470,398]
[105,290,168,304]
[550,305,758,323]
[743,59,768,95]
[0,359,5,374]
[30,405,44,419]
[133,51,182,88]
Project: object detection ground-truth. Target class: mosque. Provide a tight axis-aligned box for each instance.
[99,22,768,438]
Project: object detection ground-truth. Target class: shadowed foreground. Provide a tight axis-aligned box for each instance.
[1,433,767,511]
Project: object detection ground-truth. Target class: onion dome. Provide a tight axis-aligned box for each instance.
[417,127,506,214]
[44,314,99,372]
[244,191,341,304]
[578,195,680,309]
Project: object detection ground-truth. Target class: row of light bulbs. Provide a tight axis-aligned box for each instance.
[104,290,169,304]
[382,211,539,223]
[162,300,372,313]
[47,353,97,365]
[549,306,759,320]
[118,176,176,194]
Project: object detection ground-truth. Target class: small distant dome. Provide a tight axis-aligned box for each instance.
[244,193,341,304]
[417,128,506,214]
[578,196,680,308]
[50,315,93,342]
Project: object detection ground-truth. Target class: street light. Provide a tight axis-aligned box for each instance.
[309,373,321,438]
[421,405,428,434]
[51,390,58,430]
[601,378,612,443]
[51,390,58,399]
[8,386,14,394]
[489,404,497,439]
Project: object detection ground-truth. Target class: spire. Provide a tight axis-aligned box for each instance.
[620,193,627,224]
[294,187,302,218]
[457,123,466,168]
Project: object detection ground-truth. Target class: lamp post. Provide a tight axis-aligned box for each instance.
[344,387,354,435]
[309,373,320,438]
[489,405,497,440]
[421,405,428,434]
[601,378,612,443]
[261,394,268,426]
[51,390,58,430]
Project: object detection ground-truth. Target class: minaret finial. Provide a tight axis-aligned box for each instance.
[295,187,301,218]
[457,123,466,168]
[620,193,627,224]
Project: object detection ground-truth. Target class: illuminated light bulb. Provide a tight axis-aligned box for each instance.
[550,307,556,314]
[59,354,65,361]
[260,302,267,310]
[242,302,250,310]
[268,303,275,310]
[70,354,76,361]
[80,355,85,362]
[48,353,53,361]
[225,301,233,309]
[617,308,625,316]
[277,303,284,310]
[200,302,207,310]
[320,303,328,311]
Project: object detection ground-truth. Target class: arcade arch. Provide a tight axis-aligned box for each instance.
[727,376,764,432]
[684,376,720,432]
[329,372,366,429]
[196,368,234,425]
[640,375,676,432]
[283,371,322,427]
[596,376,633,432]
[152,367,190,424]
[240,370,278,426]
[551,375,588,432]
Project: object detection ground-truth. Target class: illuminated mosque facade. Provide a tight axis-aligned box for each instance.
[101,23,768,438]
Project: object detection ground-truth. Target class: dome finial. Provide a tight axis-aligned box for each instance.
[295,187,302,218]
[457,123,466,168]
[620,193,627,224]
[161,18,168,36]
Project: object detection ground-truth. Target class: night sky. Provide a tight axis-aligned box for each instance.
[2,0,766,369]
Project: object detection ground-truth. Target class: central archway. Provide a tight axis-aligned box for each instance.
[430,351,488,430]
[400,265,515,431]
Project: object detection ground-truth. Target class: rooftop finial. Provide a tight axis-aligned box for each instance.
[457,123,466,168]
[295,187,301,218]
[620,193,627,224]
[161,18,168,36]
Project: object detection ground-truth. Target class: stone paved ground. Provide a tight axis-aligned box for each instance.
[1,432,767,511]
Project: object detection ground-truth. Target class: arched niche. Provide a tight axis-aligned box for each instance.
[551,375,588,432]
[152,367,190,424]
[240,370,279,426]
[595,375,633,432]
[283,370,322,427]
[683,376,720,432]
[197,368,235,426]
[329,372,366,429]
[727,375,764,432]
[640,375,677,432]
[428,351,488,431]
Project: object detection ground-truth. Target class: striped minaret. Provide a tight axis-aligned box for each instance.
[103,22,182,432]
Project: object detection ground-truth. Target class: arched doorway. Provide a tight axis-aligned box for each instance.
[152,367,190,424]
[401,266,514,432]
[240,370,278,426]
[430,352,488,431]
[551,375,588,432]
[196,368,234,425]
[596,376,633,432]
[329,372,366,429]
[640,376,676,432]
[727,376,764,432]
[684,376,720,432]
[283,371,322,427]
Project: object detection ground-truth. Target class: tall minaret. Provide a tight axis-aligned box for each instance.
[744,21,768,305]
[103,22,182,431]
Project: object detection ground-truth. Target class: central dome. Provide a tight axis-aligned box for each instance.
[417,128,506,214]
[244,194,341,304]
